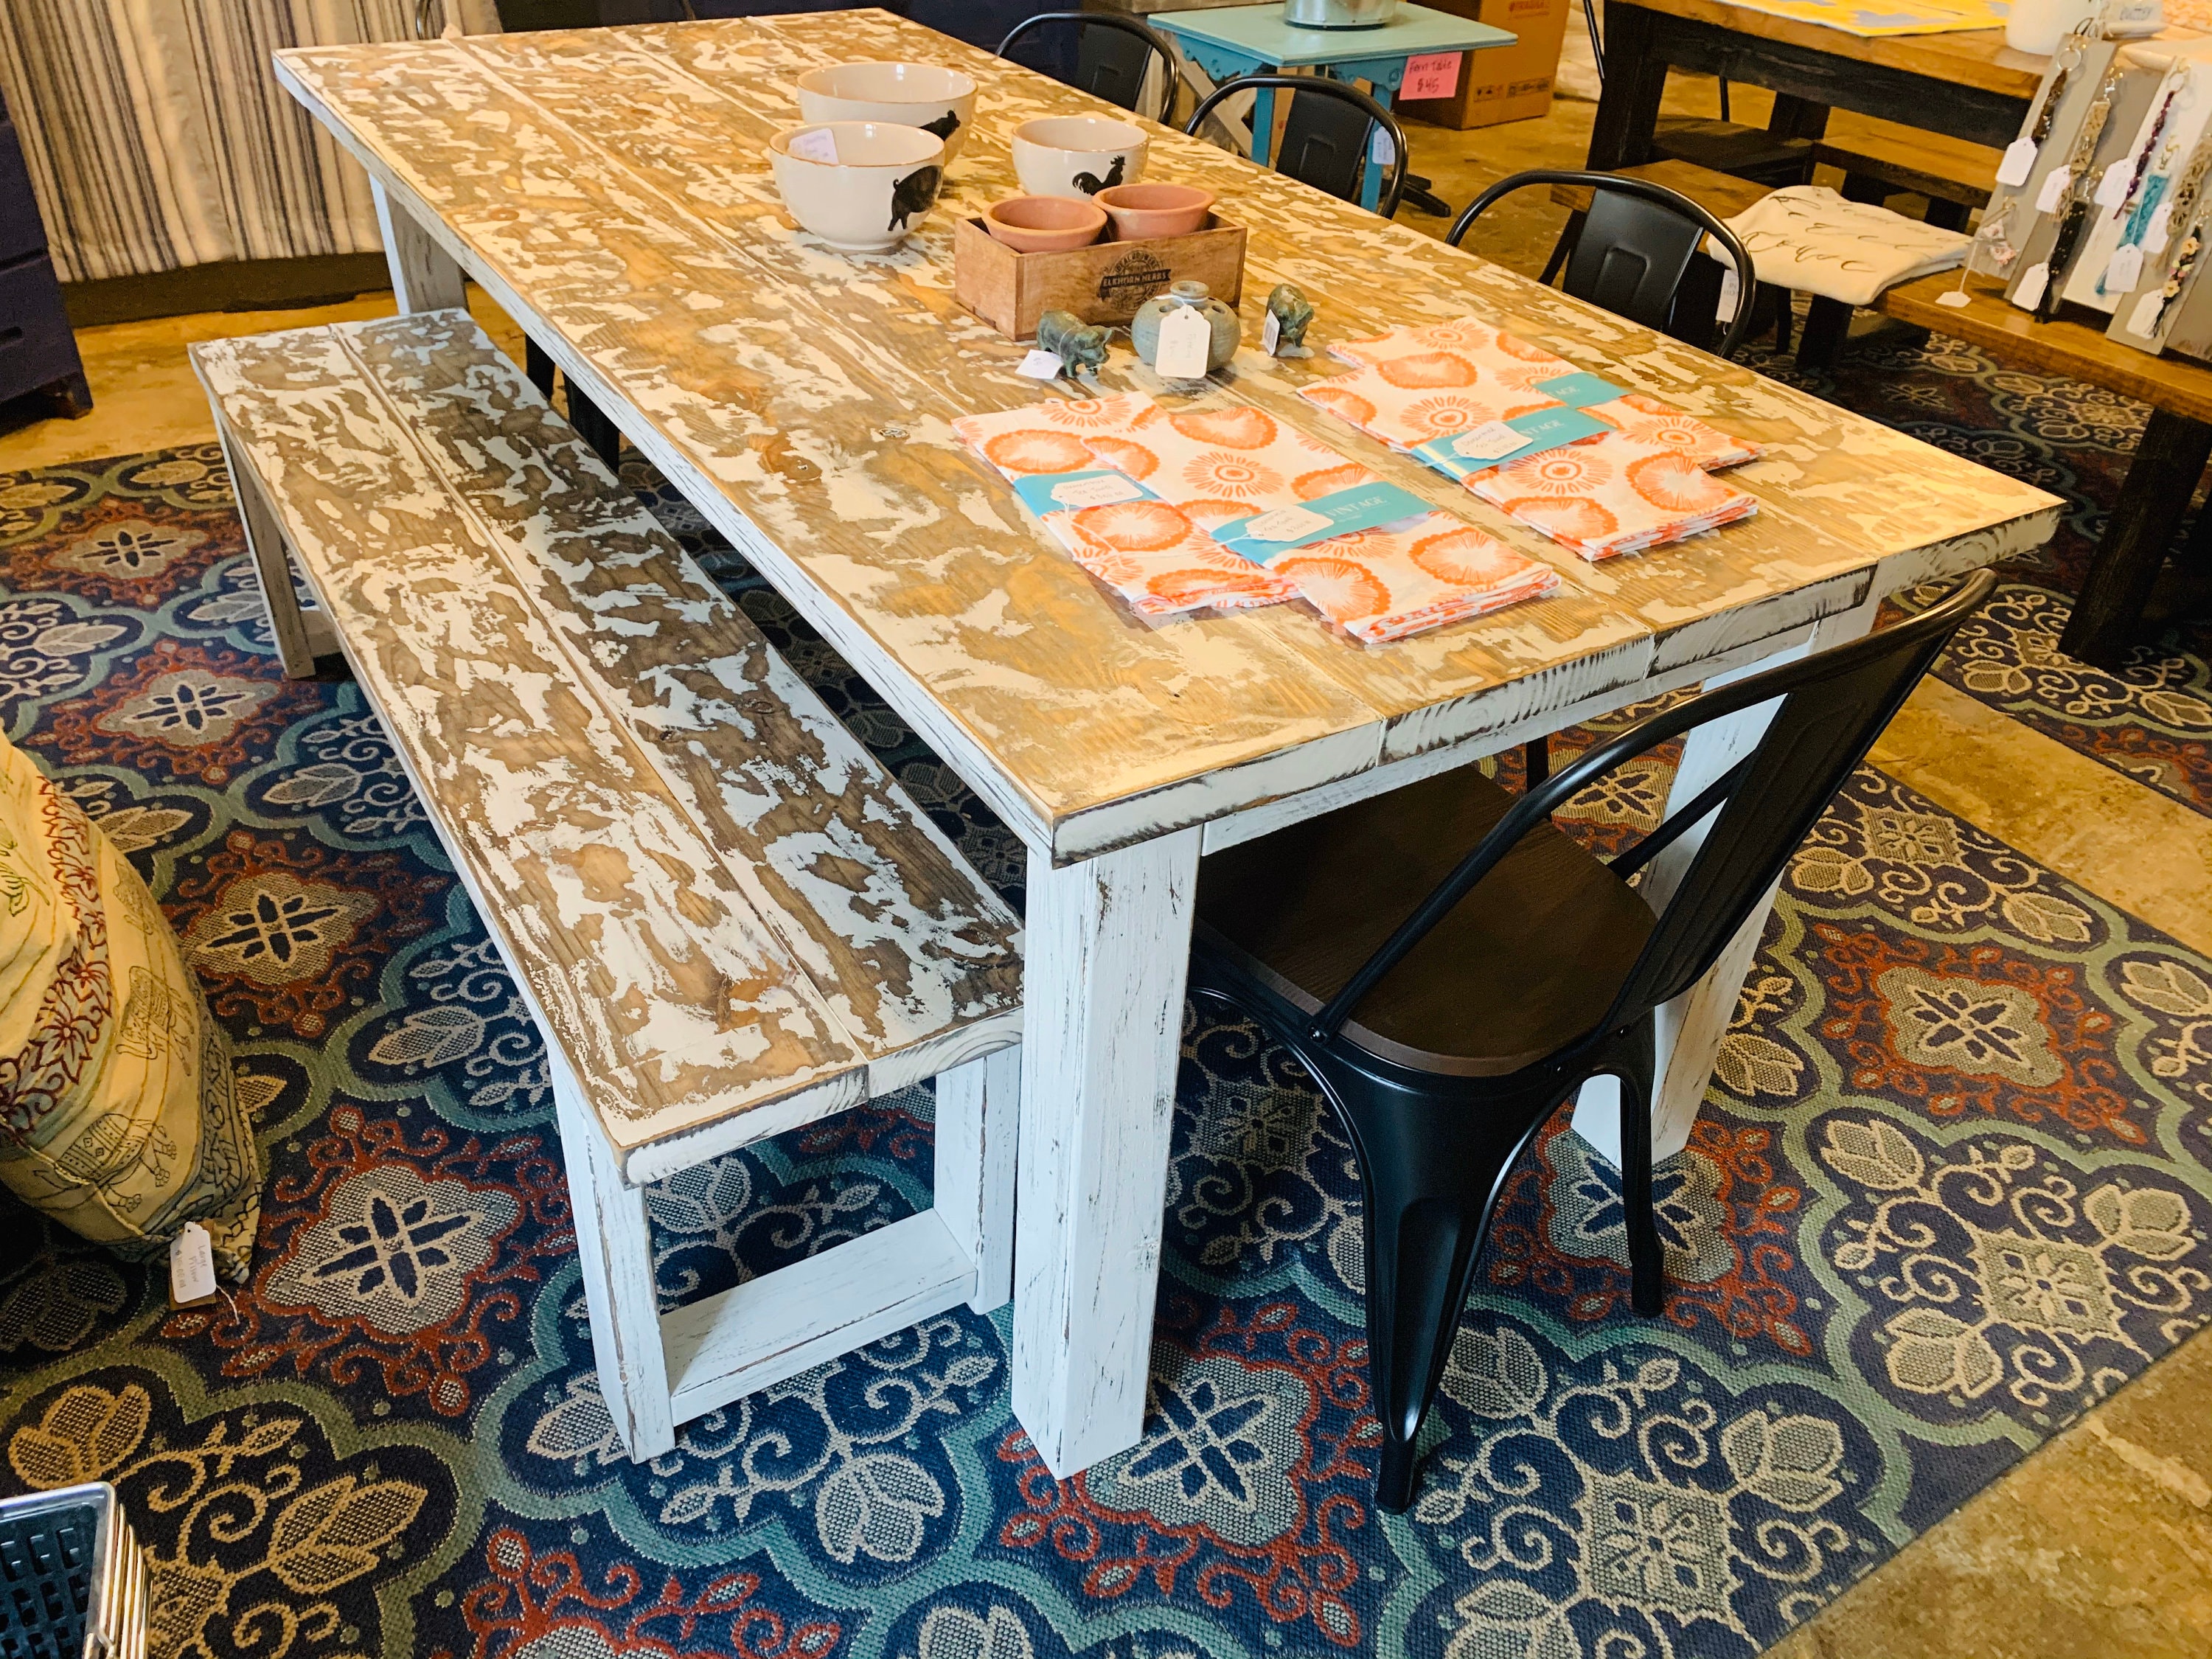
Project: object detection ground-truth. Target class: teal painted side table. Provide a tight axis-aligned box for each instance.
[1149,3,1517,212]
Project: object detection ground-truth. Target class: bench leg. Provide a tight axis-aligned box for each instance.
[553,1063,676,1461]
[215,419,328,678]
[934,1044,1019,1314]
[565,382,623,473]
[1797,294,1852,369]
[372,179,467,314]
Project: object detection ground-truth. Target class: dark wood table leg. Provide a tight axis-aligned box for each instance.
[1587,1,1669,170]
[564,383,624,473]
[2059,407,2212,668]
[525,336,557,400]
[1767,94,1829,142]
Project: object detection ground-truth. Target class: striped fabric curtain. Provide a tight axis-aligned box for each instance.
[0,0,501,284]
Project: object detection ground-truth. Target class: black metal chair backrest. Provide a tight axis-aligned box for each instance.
[1447,169,1756,359]
[1310,568,1999,1054]
[1184,73,1410,219]
[996,12,1176,120]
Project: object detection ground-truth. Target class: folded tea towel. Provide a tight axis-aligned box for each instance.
[954,393,1558,641]
[1466,433,1759,562]
[1302,319,1761,469]
[1722,186,1970,307]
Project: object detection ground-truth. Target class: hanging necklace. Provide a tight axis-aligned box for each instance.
[2131,142,2212,336]
[2037,58,2132,321]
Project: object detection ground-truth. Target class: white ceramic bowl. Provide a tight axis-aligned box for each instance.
[769,122,945,253]
[1011,115,1149,201]
[794,61,978,163]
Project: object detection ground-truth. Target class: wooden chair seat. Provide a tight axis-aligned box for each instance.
[1194,765,1653,1077]
[192,310,1023,1461]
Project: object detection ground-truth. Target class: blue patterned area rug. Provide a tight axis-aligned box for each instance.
[0,433,2207,1659]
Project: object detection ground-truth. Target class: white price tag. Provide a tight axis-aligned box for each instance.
[2104,243,2145,293]
[170,1222,218,1305]
[2012,260,2051,311]
[1049,473,1144,508]
[1016,349,1065,380]
[2129,288,2166,335]
[787,127,839,164]
[1241,504,1334,543]
[1936,289,1972,308]
[1262,307,1282,355]
[1997,137,2037,189]
[1153,305,1213,379]
[2035,167,2073,215]
[1450,420,1529,461]
[2146,201,2174,254]
[2095,159,2132,209]
[1370,125,1394,164]
[1716,265,1739,321]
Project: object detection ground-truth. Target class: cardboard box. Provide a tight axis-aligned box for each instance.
[1394,0,1571,131]
[953,214,1247,340]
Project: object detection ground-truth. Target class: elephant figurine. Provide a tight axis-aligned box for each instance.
[1267,283,1316,357]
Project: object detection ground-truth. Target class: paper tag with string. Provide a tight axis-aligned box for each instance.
[1153,305,1212,379]
[170,1222,218,1307]
[2036,167,2073,215]
[2012,261,2051,311]
[1997,138,2037,189]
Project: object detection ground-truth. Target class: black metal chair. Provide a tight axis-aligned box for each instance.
[996,12,1178,123]
[1189,568,1998,1513]
[1448,170,1756,360]
[1183,73,1410,220]
[1449,168,1757,791]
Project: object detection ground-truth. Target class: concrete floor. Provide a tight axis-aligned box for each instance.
[1,75,2207,1659]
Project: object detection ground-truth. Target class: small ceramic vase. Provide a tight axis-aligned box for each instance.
[1130,281,1240,375]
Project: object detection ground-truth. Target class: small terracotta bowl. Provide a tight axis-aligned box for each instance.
[1095,183,1214,240]
[984,195,1107,253]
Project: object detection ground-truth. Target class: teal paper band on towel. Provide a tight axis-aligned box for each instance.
[1212,480,1435,563]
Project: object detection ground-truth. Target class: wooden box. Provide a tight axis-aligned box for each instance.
[953,215,1247,340]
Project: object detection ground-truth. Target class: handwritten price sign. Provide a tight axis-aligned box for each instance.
[1401,52,1461,101]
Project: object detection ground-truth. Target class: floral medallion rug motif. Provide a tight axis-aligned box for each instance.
[0,324,2208,1659]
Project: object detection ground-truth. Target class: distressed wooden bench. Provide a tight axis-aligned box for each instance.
[191,310,1024,1461]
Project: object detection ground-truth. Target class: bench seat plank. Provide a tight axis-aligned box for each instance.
[196,324,879,1165]
[335,311,1022,1104]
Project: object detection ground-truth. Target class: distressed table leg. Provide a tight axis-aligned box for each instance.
[1012,828,1200,1480]
[1573,586,1885,1165]
[935,1044,1020,1314]
[553,1063,676,1461]
[373,179,467,313]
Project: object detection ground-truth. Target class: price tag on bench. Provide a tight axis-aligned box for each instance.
[1211,480,1433,563]
[1411,405,1612,481]
[1012,469,1160,517]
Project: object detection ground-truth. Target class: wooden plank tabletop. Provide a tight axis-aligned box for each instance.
[1878,271,2212,424]
[1618,0,2049,100]
[274,9,2057,862]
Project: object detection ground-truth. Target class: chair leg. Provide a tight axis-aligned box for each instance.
[1540,212,1583,286]
[1611,1020,1666,1316]
[1301,1048,1559,1514]
[1523,736,1550,790]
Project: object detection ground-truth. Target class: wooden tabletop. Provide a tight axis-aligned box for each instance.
[1879,270,2212,423]
[1616,0,2050,100]
[273,10,2057,863]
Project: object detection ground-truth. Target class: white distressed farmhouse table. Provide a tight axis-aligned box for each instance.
[273,8,2059,1481]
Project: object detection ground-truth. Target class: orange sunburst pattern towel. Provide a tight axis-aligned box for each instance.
[953,398,1300,617]
[1465,434,1759,561]
[1307,321,1762,470]
[953,393,1559,642]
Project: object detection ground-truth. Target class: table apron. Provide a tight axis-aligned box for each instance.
[1639,8,2029,150]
